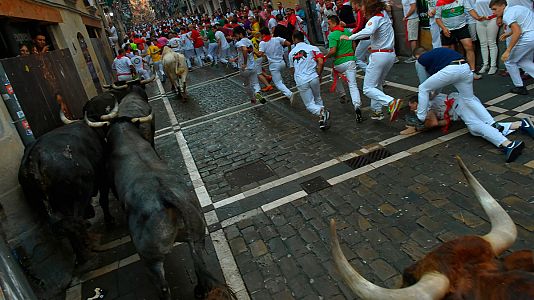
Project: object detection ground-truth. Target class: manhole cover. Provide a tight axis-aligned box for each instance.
[224,160,275,187]
[344,148,392,170]
[300,176,331,194]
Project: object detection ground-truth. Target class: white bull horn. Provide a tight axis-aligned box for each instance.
[140,76,156,85]
[131,112,153,123]
[330,219,450,300]
[111,83,129,90]
[100,101,119,120]
[84,111,110,128]
[60,110,77,124]
[102,84,112,89]
[455,156,517,255]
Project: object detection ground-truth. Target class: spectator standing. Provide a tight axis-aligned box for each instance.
[402,0,420,62]
[427,0,443,48]
[474,0,499,75]
[272,2,286,16]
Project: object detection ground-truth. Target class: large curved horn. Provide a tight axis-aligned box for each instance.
[131,112,153,123]
[140,76,156,85]
[456,156,517,255]
[102,84,112,89]
[60,110,77,124]
[111,83,129,90]
[330,219,449,300]
[100,101,119,120]
[84,111,110,128]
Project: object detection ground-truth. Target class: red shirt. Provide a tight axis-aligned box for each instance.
[190,29,204,48]
[133,37,146,50]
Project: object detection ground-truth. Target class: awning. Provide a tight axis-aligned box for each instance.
[0,0,63,23]
[82,15,102,28]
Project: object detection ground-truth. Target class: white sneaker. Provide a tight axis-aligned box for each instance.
[479,65,489,74]
[473,72,482,80]
[289,93,296,106]
[488,66,498,75]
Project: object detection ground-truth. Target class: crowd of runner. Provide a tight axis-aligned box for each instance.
[109,0,534,162]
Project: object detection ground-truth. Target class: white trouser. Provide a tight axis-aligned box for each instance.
[208,43,218,62]
[240,69,260,99]
[297,77,324,116]
[255,57,264,75]
[354,40,371,71]
[184,49,194,68]
[334,60,361,110]
[417,63,475,122]
[136,69,150,80]
[429,17,442,49]
[269,61,293,98]
[504,32,534,87]
[194,48,204,66]
[456,96,507,147]
[219,47,230,64]
[363,52,395,112]
[153,61,165,81]
[283,47,289,66]
[476,19,499,68]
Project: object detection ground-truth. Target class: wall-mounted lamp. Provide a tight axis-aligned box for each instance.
[109,12,114,16]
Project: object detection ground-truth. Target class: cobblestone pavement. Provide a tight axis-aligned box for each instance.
[68,55,534,300]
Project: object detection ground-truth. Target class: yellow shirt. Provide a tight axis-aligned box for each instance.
[251,22,260,34]
[148,45,161,62]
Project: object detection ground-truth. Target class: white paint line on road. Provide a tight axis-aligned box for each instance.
[513,99,534,112]
[154,131,174,140]
[156,126,172,134]
[64,284,81,300]
[486,83,534,105]
[157,78,249,299]
[487,106,508,113]
[95,236,132,252]
[261,191,308,212]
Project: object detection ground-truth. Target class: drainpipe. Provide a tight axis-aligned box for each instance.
[0,236,38,300]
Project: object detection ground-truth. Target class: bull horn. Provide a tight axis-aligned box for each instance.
[84,111,110,128]
[455,156,517,255]
[100,101,119,120]
[330,219,449,300]
[102,84,112,89]
[111,83,128,90]
[60,110,77,124]
[131,112,153,123]
[140,76,156,85]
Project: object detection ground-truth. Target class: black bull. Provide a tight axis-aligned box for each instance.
[106,115,235,298]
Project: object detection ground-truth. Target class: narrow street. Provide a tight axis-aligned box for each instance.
[67,59,534,300]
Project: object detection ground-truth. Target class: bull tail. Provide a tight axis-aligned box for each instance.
[188,241,237,300]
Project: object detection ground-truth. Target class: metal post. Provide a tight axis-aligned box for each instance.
[0,235,38,300]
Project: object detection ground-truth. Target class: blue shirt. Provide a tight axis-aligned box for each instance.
[417,48,464,76]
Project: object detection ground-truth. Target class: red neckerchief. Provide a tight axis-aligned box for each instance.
[117,54,125,59]
[442,96,455,134]
[262,35,272,42]
[375,13,384,17]
[332,25,345,32]
[436,0,456,6]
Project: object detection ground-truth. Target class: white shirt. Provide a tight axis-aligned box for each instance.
[109,26,118,38]
[402,0,418,19]
[168,37,181,52]
[112,56,133,75]
[465,0,477,24]
[259,37,286,64]
[349,11,395,50]
[235,38,255,70]
[289,42,322,86]
[503,5,534,33]
[436,0,473,30]
[272,8,286,16]
[508,0,534,10]
[268,17,278,32]
[215,30,230,50]
[474,0,493,17]
[181,32,194,50]
[130,55,144,71]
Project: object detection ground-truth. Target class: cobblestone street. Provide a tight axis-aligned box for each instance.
[68,58,534,300]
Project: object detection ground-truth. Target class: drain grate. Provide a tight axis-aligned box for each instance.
[300,176,331,194]
[344,148,392,170]
[224,160,275,188]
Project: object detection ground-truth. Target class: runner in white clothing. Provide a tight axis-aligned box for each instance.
[130,50,151,80]
[258,27,294,102]
[342,1,402,122]
[289,31,331,130]
[112,49,136,81]
[491,0,534,95]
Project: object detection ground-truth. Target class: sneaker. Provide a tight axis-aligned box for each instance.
[320,109,330,130]
[491,122,505,133]
[261,85,274,92]
[255,93,266,104]
[371,111,385,120]
[479,65,489,74]
[510,86,528,95]
[472,72,482,80]
[394,57,400,64]
[340,95,347,104]
[404,56,417,63]
[520,118,534,138]
[251,98,257,105]
[289,93,296,106]
[388,98,403,122]
[355,107,363,123]
[266,75,273,82]
[405,113,426,130]
[503,140,525,163]
[487,66,498,75]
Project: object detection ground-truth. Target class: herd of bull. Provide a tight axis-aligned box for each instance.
[15,74,534,299]
[18,78,235,300]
